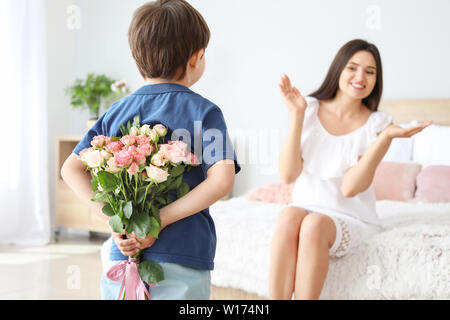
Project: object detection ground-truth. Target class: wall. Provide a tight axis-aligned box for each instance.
[47,0,450,207]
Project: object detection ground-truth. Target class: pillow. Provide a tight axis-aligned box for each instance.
[373,161,422,201]
[414,165,450,203]
[246,182,294,205]
[382,121,417,163]
[413,123,450,167]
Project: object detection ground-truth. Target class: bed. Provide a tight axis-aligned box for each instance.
[99,99,450,300]
[209,98,450,300]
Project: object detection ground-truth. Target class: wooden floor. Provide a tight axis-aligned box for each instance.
[210,285,267,300]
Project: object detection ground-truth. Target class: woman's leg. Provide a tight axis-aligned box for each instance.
[294,213,337,300]
[269,206,308,300]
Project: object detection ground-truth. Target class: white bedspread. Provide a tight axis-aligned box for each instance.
[210,198,450,300]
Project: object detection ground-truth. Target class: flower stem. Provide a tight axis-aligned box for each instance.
[118,172,128,202]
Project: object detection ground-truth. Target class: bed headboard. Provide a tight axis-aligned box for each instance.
[378,99,450,126]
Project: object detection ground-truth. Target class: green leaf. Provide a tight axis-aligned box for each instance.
[91,177,98,193]
[151,205,161,225]
[166,194,174,205]
[128,210,151,239]
[168,175,182,191]
[136,186,148,204]
[109,215,123,233]
[176,182,190,198]
[149,216,161,238]
[123,201,133,219]
[132,114,140,127]
[155,197,166,205]
[170,165,185,177]
[120,124,127,136]
[91,192,109,203]
[102,204,116,217]
[138,260,164,284]
[110,136,121,142]
[97,171,120,192]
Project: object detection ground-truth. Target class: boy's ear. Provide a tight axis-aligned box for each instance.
[188,49,205,68]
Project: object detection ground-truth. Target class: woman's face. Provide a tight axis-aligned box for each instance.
[338,50,377,100]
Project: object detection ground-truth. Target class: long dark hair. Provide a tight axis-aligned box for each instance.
[310,39,383,111]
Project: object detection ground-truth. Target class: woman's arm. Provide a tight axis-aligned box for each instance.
[341,121,432,197]
[278,75,307,184]
[340,131,392,197]
[279,112,305,184]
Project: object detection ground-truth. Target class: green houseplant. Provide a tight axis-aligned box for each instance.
[65,73,130,121]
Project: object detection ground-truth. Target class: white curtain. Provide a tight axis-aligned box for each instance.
[0,0,50,245]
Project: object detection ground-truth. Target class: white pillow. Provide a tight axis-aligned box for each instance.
[382,121,417,163]
[413,123,450,167]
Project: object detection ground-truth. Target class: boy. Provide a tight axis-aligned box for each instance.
[61,0,240,300]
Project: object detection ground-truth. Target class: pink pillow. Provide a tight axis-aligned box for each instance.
[373,162,422,201]
[246,182,295,205]
[414,166,450,203]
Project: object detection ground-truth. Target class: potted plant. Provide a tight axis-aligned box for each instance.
[65,73,130,128]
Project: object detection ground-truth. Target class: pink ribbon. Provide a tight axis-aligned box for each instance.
[106,258,153,300]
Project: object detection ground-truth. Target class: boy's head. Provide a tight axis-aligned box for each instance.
[128,0,210,83]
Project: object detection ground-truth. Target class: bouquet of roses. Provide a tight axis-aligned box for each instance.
[78,115,199,300]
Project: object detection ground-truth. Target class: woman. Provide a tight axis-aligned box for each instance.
[269,39,431,300]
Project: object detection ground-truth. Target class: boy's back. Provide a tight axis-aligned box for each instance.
[62,0,240,300]
[74,82,239,270]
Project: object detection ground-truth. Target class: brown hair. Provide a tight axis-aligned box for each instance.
[310,39,383,111]
[128,0,210,81]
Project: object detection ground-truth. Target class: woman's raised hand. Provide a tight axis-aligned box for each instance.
[279,74,307,114]
[382,120,433,139]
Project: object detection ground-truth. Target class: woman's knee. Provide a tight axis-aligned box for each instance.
[299,213,336,249]
[275,206,308,240]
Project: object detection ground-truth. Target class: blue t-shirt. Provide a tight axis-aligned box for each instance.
[73,83,241,270]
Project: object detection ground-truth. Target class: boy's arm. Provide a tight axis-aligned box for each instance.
[60,153,109,221]
[159,159,236,229]
[61,153,236,227]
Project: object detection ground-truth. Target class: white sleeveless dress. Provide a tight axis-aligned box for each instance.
[289,97,393,258]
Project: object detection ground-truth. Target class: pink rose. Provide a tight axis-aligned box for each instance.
[168,140,188,151]
[153,124,167,137]
[127,162,139,175]
[120,135,136,146]
[160,142,187,164]
[133,149,147,165]
[78,147,93,161]
[151,151,167,167]
[135,135,152,146]
[91,135,110,148]
[105,157,122,173]
[139,124,152,136]
[114,149,134,167]
[105,141,124,154]
[137,143,154,157]
[145,165,170,183]
[82,150,105,168]
[130,127,140,136]
[186,152,200,166]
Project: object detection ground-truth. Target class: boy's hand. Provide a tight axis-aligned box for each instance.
[112,231,158,257]
[279,74,307,114]
[112,232,140,257]
[129,232,157,251]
